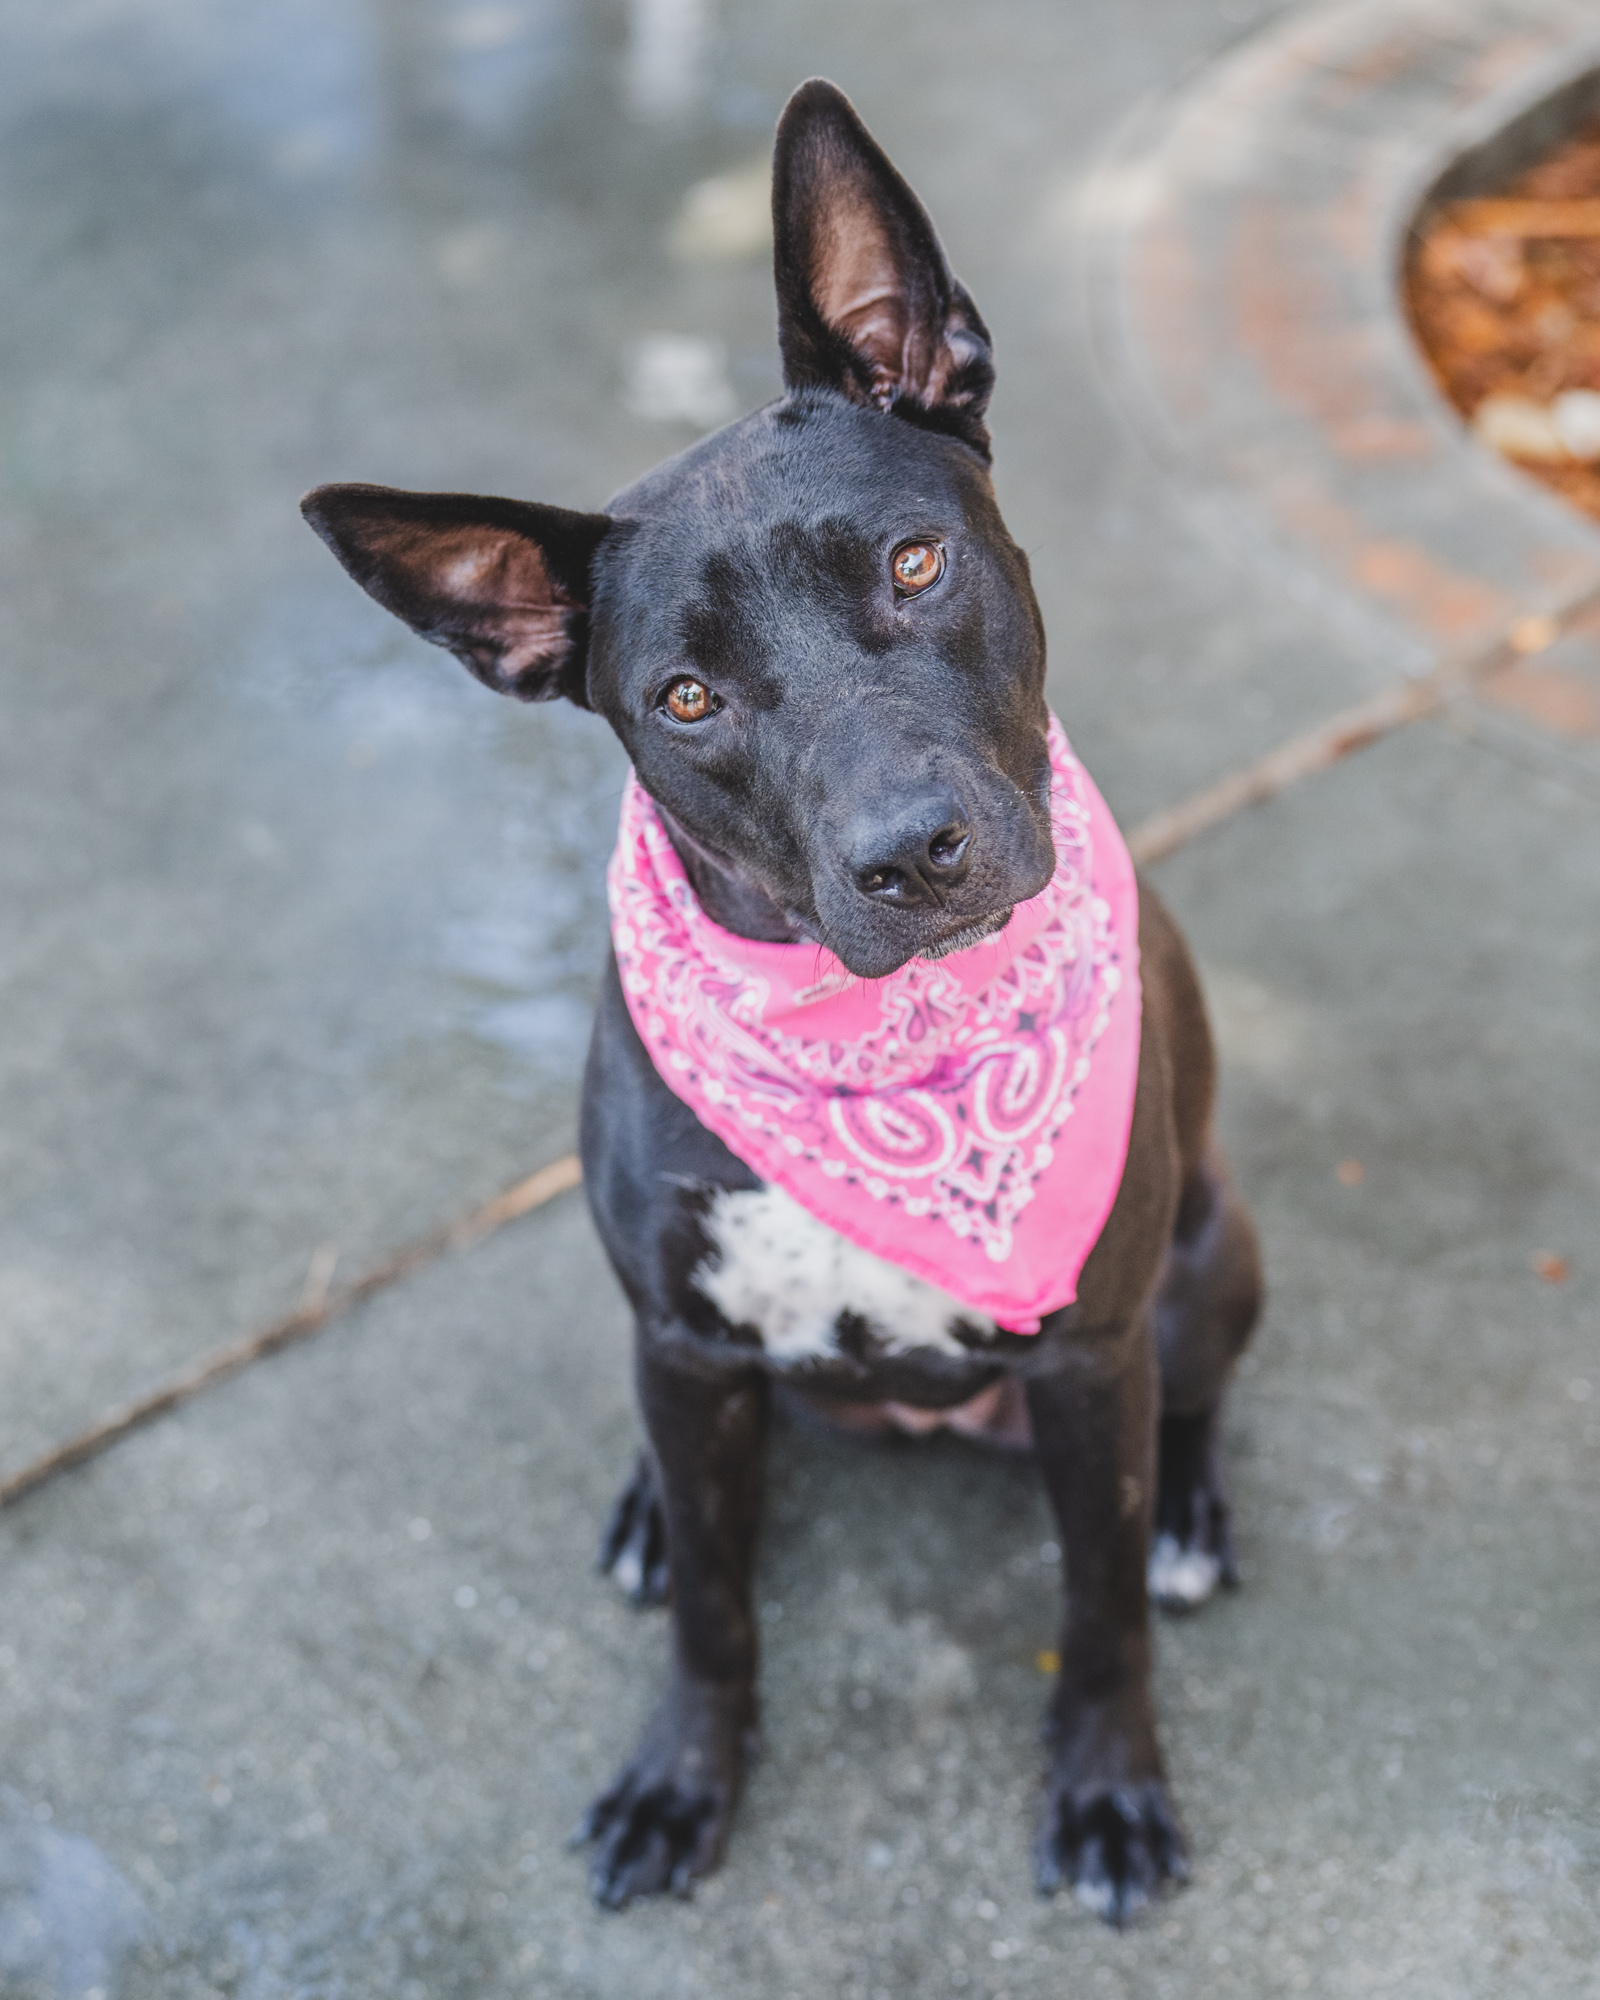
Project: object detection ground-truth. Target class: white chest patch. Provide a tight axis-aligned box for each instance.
[692,1184,996,1365]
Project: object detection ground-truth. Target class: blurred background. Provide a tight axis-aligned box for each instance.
[0,0,1293,1461]
[1,2,1597,1997]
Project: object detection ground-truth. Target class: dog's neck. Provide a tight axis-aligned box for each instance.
[656,808,803,945]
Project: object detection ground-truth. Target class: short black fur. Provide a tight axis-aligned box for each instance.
[302,77,1262,1926]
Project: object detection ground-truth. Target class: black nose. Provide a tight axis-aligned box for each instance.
[851,798,974,906]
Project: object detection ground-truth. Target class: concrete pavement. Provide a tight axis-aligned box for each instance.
[1,1,1596,1995]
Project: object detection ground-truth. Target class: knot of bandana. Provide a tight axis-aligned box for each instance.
[606,715,1141,1332]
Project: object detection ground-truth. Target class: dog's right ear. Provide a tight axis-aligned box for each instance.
[300,483,611,705]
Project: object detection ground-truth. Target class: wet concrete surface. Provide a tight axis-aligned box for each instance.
[1,1,1597,1995]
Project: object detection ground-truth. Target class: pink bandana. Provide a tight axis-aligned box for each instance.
[606,716,1141,1333]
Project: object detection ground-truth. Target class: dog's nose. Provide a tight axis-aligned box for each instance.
[851,798,973,906]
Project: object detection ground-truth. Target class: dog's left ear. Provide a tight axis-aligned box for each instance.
[772,79,995,455]
[300,483,611,705]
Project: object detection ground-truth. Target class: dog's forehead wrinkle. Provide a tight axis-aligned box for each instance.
[670,528,890,683]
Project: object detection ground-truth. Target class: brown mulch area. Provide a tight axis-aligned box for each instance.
[1406,112,1600,522]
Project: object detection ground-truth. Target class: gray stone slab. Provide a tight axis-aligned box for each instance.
[0,0,1343,1465]
[4,721,1598,2000]
[3,1,1599,1997]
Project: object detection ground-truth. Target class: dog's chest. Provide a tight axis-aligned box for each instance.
[692,1184,996,1363]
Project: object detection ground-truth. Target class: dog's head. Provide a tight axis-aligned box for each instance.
[304,81,1054,980]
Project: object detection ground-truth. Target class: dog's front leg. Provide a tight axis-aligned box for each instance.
[581,1338,768,1908]
[1027,1325,1187,1925]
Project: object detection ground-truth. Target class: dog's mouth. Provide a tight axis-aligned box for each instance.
[790,903,1013,976]
[917,907,1013,960]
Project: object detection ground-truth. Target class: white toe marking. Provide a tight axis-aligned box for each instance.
[692,1184,994,1365]
[1073,1875,1118,1918]
[1147,1532,1221,1608]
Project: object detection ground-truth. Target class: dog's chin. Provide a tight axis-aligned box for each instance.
[917,907,1013,961]
[809,906,1016,980]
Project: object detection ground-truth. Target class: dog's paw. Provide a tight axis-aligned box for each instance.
[576,1678,753,1910]
[597,1452,670,1606]
[1151,1411,1238,1614]
[1148,1483,1237,1613]
[1147,1513,1233,1613]
[578,1767,724,1909]
[1035,1777,1188,1926]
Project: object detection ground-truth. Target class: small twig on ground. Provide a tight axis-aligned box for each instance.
[299,1243,339,1315]
[1125,672,1448,865]
[1127,576,1600,867]
[0,1152,582,1511]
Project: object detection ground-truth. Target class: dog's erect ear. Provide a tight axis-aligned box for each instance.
[772,79,994,454]
[300,483,611,705]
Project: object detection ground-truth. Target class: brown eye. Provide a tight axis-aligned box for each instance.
[892,540,944,595]
[665,677,715,722]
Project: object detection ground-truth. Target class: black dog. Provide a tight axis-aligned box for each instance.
[303,79,1261,1924]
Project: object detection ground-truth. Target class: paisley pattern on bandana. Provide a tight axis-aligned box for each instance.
[606,716,1142,1332]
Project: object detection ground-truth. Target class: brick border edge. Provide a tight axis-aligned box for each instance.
[1080,0,1600,680]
